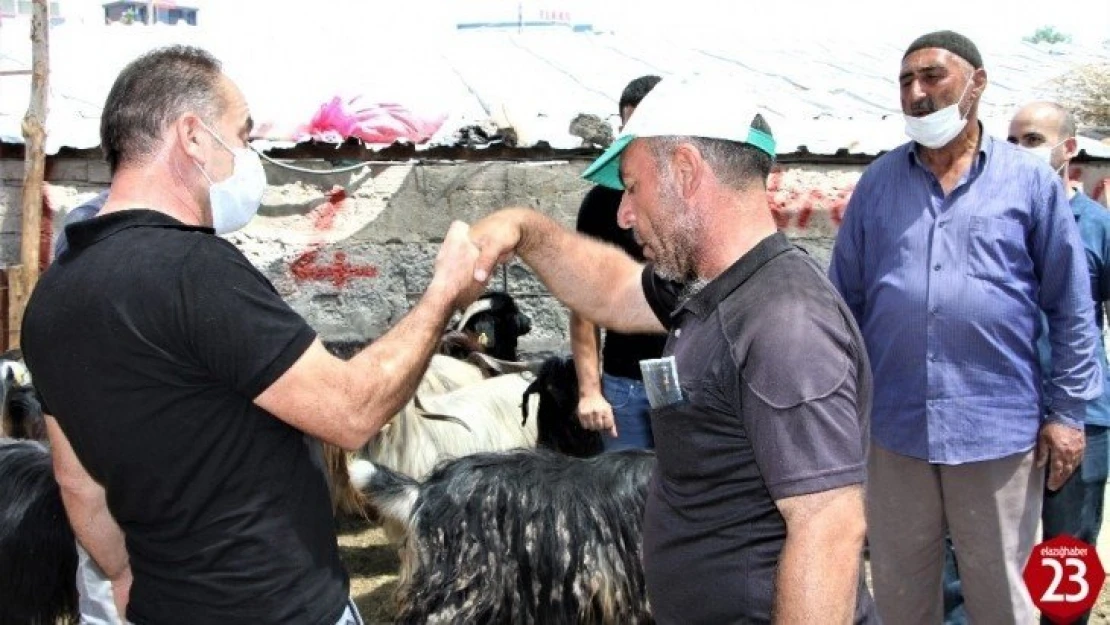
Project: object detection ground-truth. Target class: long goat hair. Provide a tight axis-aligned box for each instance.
[353,448,655,624]
[0,439,79,625]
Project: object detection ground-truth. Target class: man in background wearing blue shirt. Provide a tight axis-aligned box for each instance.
[830,31,1102,624]
[54,191,107,258]
[1010,100,1110,625]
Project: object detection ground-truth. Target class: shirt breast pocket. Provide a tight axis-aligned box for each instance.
[968,216,1027,282]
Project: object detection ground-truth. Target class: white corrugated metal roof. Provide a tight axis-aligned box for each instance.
[1,19,1108,157]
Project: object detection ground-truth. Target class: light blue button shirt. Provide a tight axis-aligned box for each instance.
[829,133,1101,463]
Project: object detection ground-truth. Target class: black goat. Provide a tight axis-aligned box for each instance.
[523,355,603,458]
[355,448,655,624]
[0,439,78,625]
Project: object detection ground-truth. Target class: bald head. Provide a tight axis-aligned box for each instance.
[1010,102,1076,142]
[1008,101,1079,177]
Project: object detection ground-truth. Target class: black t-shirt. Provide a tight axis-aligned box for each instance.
[639,233,877,624]
[22,211,348,625]
[575,186,666,380]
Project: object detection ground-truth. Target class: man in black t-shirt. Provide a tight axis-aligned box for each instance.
[572,75,664,450]
[469,78,876,623]
[21,46,481,625]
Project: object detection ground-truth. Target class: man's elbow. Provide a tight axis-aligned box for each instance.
[52,469,104,511]
[335,397,391,452]
[783,486,867,553]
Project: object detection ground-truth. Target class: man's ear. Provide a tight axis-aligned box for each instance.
[1063,136,1080,161]
[177,114,207,164]
[968,68,988,104]
[671,142,702,201]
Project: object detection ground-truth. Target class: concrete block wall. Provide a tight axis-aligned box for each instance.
[3,155,1109,355]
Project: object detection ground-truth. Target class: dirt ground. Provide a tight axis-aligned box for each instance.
[336,517,400,624]
[337,491,1110,625]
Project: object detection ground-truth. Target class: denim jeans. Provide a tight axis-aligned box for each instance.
[601,373,654,451]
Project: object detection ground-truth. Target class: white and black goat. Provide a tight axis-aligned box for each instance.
[326,292,537,514]
[362,356,539,481]
[346,292,541,486]
[443,291,532,363]
[1,352,44,441]
[354,448,655,624]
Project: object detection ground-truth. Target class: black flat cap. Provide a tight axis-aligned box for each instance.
[903,30,983,69]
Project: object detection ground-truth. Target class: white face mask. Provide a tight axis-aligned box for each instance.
[196,121,267,234]
[903,77,974,149]
[1023,139,1067,174]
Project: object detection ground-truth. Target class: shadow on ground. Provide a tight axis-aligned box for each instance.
[337,514,400,624]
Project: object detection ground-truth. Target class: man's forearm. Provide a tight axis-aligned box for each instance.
[507,209,662,333]
[64,487,130,582]
[348,282,458,437]
[570,311,603,396]
[47,416,130,581]
[773,488,865,624]
[774,525,862,624]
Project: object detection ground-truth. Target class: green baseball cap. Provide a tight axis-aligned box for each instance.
[582,77,776,190]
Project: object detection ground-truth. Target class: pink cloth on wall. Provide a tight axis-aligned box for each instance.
[296,96,446,145]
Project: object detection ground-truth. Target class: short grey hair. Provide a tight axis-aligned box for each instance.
[100,45,225,174]
[647,114,774,191]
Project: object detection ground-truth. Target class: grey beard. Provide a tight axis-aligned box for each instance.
[680,277,710,300]
[651,267,707,301]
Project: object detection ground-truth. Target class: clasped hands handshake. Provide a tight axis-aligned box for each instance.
[430,210,530,313]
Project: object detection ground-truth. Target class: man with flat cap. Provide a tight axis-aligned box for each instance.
[829,30,1101,623]
[470,77,878,624]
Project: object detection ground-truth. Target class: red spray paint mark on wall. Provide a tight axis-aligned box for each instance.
[311,187,347,231]
[289,186,380,288]
[765,168,856,231]
[767,170,784,193]
[290,250,379,288]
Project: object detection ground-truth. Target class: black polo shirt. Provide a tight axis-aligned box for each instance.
[576,186,666,380]
[640,232,876,624]
[22,210,348,625]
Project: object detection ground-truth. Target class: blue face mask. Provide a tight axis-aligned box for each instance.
[195,121,267,234]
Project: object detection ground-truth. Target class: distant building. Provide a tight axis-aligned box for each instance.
[0,0,63,24]
[456,0,592,32]
[102,1,197,26]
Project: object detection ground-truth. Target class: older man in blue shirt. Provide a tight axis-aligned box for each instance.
[830,31,1102,624]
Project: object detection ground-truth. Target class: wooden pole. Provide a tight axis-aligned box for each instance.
[11,0,49,349]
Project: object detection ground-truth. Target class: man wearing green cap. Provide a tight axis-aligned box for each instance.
[469,77,877,624]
